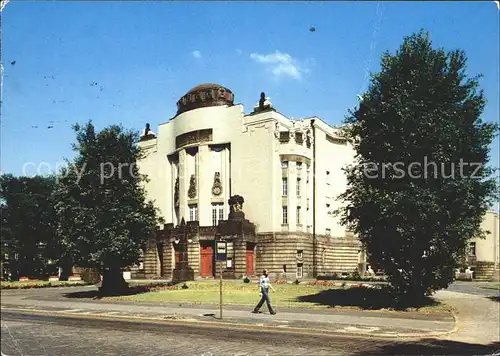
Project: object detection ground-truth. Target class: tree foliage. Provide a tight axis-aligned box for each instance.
[336,30,499,302]
[53,121,160,292]
[0,174,60,280]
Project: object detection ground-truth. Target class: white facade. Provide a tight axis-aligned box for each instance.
[137,84,354,240]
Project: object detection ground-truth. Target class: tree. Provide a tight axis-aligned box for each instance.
[53,121,160,293]
[0,174,60,280]
[336,30,499,302]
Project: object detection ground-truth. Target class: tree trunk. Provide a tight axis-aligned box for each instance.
[99,268,129,295]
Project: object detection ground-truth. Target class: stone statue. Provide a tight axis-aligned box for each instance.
[140,122,155,138]
[187,175,197,199]
[259,92,265,110]
[228,195,244,213]
[253,92,274,113]
[174,177,180,207]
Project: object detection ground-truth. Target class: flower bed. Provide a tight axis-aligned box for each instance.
[309,280,336,286]
[0,281,90,290]
[147,285,178,292]
[272,279,288,284]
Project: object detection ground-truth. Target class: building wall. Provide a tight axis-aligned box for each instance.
[138,103,356,239]
[472,210,499,264]
[256,233,361,279]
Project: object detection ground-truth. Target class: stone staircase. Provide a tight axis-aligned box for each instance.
[474,261,500,281]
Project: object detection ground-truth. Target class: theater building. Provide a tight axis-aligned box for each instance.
[135,83,364,280]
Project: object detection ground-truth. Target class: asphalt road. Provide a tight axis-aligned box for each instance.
[1,311,499,356]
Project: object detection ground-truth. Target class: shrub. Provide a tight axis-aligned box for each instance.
[181,283,189,289]
[294,279,300,285]
[341,282,347,288]
[243,276,251,283]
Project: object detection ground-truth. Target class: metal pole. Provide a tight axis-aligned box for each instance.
[219,260,223,319]
[311,119,317,278]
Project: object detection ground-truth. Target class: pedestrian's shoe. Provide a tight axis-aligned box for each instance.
[270,310,276,315]
[252,310,260,314]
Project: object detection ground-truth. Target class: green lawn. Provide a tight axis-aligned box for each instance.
[104,280,449,313]
[108,281,333,308]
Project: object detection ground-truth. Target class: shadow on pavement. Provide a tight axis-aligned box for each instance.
[296,287,439,311]
[62,282,178,300]
[352,339,500,356]
[487,295,499,303]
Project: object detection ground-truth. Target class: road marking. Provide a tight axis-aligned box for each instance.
[340,326,381,333]
[59,309,82,313]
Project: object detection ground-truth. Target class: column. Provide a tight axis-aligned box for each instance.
[288,161,297,231]
[223,145,231,211]
[178,149,188,221]
[198,145,211,226]
[171,161,177,225]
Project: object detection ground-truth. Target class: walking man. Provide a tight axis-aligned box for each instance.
[252,269,276,314]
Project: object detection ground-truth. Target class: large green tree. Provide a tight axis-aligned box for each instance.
[336,30,499,302]
[54,121,160,293]
[0,174,60,280]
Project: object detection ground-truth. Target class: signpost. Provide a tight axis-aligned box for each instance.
[215,241,227,319]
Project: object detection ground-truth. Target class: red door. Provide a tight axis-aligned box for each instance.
[200,244,214,277]
[246,248,255,276]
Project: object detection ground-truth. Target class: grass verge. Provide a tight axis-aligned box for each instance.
[96,280,450,313]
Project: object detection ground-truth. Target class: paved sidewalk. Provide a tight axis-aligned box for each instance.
[1,286,456,339]
[434,290,500,345]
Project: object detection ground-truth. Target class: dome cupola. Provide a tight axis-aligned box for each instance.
[175,83,234,116]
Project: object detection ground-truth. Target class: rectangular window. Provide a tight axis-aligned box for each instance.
[325,228,331,236]
[296,178,301,197]
[281,161,289,168]
[296,206,301,225]
[218,206,224,222]
[296,161,303,169]
[189,204,198,221]
[469,242,476,256]
[326,170,331,185]
[282,206,288,224]
[211,203,224,226]
[296,250,303,259]
[296,263,303,278]
[282,178,288,196]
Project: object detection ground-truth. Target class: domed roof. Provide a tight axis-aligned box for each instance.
[176,83,234,116]
[186,83,226,93]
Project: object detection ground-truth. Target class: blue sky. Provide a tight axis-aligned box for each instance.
[1,1,499,191]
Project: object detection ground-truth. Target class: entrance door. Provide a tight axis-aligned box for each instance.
[246,245,255,276]
[200,243,214,277]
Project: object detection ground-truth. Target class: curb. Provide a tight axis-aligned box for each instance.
[0,306,457,340]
